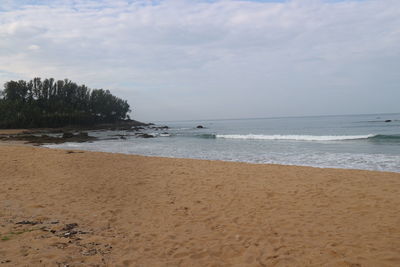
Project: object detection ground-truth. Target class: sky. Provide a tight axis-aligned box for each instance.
[0,0,399,121]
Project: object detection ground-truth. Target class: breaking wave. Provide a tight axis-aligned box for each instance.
[215,134,378,141]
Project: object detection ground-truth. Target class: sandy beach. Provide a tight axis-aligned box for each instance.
[0,144,399,266]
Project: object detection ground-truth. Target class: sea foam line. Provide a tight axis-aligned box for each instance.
[215,134,376,141]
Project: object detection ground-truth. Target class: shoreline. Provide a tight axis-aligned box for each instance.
[1,144,399,266]
[3,138,400,174]
[44,143,400,174]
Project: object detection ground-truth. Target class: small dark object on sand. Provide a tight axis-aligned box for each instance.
[66,151,83,154]
[63,223,78,231]
[64,231,78,237]
[16,220,39,225]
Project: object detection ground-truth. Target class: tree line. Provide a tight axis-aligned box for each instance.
[0,78,131,128]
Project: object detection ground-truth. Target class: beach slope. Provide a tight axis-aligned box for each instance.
[0,145,399,266]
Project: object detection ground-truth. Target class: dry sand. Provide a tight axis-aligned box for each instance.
[0,144,399,266]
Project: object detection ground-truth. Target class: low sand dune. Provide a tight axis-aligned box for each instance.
[0,145,399,266]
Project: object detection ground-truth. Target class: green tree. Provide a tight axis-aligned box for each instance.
[0,77,132,128]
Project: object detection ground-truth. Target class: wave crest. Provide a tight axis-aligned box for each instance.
[216,134,377,141]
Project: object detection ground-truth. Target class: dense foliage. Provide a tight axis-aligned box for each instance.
[0,78,131,128]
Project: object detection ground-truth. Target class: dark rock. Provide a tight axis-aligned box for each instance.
[20,134,36,139]
[136,133,154,138]
[78,132,88,137]
[196,125,204,129]
[129,126,145,131]
[67,133,96,143]
[48,129,64,134]
[150,126,169,130]
[62,132,74,139]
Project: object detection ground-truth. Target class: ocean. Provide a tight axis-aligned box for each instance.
[45,113,400,173]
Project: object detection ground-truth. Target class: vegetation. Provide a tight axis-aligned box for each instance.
[0,78,131,128]
[1,229,37,242]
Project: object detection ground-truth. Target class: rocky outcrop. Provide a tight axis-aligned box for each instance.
[0,132,96,145]
[135,133,155,138]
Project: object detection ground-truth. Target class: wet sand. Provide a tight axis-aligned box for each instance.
[0,129,27,135]
[0,144,399,266]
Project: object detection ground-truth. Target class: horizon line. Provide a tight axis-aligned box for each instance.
[150,111,400,123]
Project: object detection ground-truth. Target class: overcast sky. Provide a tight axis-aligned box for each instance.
[0,0,399,121]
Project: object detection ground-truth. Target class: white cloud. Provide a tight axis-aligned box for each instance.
[27,44,40,50]
[0,0,399,120]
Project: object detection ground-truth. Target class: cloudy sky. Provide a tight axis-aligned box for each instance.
[0,0,399,121]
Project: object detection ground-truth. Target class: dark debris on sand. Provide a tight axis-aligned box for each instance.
[2,217,114,266]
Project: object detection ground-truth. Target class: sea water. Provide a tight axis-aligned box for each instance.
[45,113,400,172]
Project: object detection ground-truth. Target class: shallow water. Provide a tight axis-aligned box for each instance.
[45,113,400,172]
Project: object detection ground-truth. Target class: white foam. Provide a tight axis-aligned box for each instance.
[216,134,376,141]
